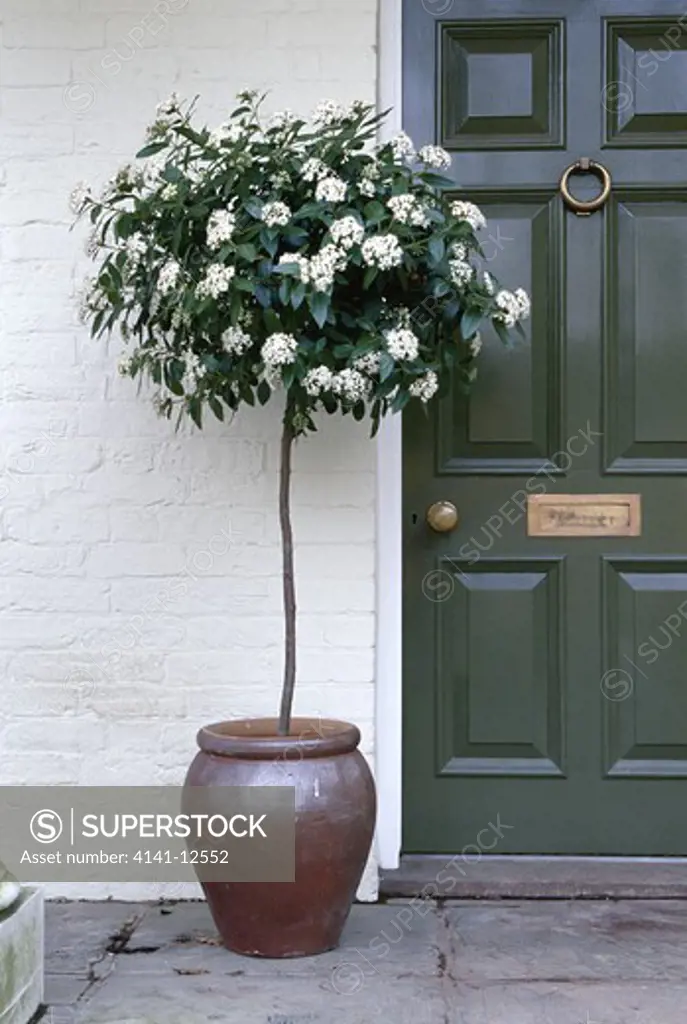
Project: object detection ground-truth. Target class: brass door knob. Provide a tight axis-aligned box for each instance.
[426,501,459,533]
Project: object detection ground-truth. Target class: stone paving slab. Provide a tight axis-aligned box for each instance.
[42,899,687,1024]
[72,973,447,1024]
[119,902,440,980]
[45,903,144,975]
[443,981,687,1024]
[444,899,687,982]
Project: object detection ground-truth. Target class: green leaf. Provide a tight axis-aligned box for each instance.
[363,266,378,289]
[114,213,134,239]
[309,292,330,329]
[418,171,454,188]
[263,308,281,332]
[162,164,182,183]
[188,398,203,428]
[208,396,224,421]
[428,236,445,265]
[274,260,302,277]
[136,141,168,159]
[255,284,272,307]
[493,319,511,346]
[352,401,366,421]
[257,380,271,405]
[236,243,257,261]
[260,229,278,258]
[461,309,483,340]
[379,351,395,382]
[363,201,386,222]
[294,202,324,221]
[291,282,306,310]
[391,388,411,413]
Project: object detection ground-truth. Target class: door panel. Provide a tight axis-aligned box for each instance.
[403,0,687,855]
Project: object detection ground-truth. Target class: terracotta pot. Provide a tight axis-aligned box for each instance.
[184,717,376,958]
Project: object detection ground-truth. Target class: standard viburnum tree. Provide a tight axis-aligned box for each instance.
[72,92,530,735]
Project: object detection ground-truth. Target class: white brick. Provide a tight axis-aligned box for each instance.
[0,50,73,86]
[3,18,105,49]
[0,122,74,157]
[0,579,109,614]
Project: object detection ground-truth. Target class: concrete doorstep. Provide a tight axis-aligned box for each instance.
[37,898,687,1024]
[0,889,44,1024]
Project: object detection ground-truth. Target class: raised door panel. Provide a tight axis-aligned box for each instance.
[604,18,687,148]
[605,192,687,473]
[435,557,565,777]
[437,191,563,475]
[603,559,687,777]
[440,20,565,150]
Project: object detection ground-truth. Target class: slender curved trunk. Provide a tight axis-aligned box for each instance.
[277,415,296,735]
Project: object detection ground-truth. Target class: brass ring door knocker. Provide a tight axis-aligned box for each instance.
[559,158,612,216]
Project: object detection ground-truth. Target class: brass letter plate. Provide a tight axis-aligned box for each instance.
[528,494,641,537]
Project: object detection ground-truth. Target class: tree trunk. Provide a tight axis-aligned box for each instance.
[278,415,296,735]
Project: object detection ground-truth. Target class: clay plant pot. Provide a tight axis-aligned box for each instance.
[184,717,376,958]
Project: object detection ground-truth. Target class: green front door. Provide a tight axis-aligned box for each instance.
[403,0,687,855]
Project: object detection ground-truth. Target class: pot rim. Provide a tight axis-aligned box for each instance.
[196,717,361,760]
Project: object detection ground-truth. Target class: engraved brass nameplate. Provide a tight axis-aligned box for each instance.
[527,494,641,537]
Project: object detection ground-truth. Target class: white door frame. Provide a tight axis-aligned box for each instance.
[375,0,404,870]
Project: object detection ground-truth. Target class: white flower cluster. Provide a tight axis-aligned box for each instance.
[303,365,334,396]
[482,271,495,295]
[262,201,291,227]
[77,277,107,324]
[182,351,204,394]
[385,327,420,362]
[495,288,531,328]
[387,194,431,228]
[118,356,135,377]
[278,252,311,283]
[418,145,451,170]
[352,350,381,375]
[361,234,404,270]
[261,332,298,367]
[267,109,296,132]
[160,183,178,201]
[331,368,370,403]
[124,232,147,264]
[301,158,328,182]
[312,100,346,127]
[409,370,439,402]
[208,122,243,148]
[469,332,483,357]
[309,244,347,292]
[158,259,181,295]
[329,216,365,251]
[222,326,252,355]
[138,155,167,194]
[156,93,182,119]
[196,264,235,299]
[359,161,380,197]
[69,181,92,215]
[450,200,487,232]
[171,308,191,331]
[315,176,347,203]
[207,207,236,249]
[390,131,415,162]
[279,245,347,292]
[449,256,474,288]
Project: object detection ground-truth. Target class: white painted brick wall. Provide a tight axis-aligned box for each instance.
[0,0,379,901]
